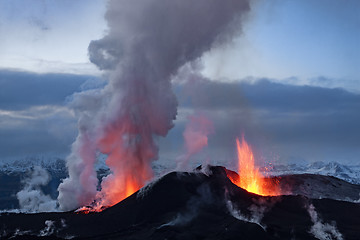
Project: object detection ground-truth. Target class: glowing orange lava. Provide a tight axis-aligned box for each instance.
[75,177,141,214]
[76,168,145,214]
[228,136,281,196]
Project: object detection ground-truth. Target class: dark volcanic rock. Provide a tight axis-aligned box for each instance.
[0,165,359,240]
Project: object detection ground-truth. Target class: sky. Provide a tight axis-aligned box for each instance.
[0,0,106,75]
[0,0,359,165]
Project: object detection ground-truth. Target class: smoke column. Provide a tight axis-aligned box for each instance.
[177,113,214,170]
[58,0,251,211]
[17,166,58,213]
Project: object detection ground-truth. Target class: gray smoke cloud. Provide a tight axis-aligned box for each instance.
[58,0,251,210]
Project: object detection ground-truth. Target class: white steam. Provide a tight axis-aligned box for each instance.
[11,229,32,238]
[226,197,278,230]
[16,166,58,213]
[227,200,265,229]
[39,220,55,237]
[307,204,343,240]
[58,0,251,211]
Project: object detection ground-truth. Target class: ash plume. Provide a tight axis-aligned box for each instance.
[58,0,251,210]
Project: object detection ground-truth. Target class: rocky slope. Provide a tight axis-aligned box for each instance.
[0,166,359,240]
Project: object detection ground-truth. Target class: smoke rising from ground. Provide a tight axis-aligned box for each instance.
[17,166,58,213]
[306,204,343,240]
[39,220,55,237]
[58,0,251,210]
[176,113,214,170]
[226,197,277,230]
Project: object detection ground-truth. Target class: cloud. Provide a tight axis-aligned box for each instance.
[309,77,360,93]
[0,70,101,159]
[0,69,97,110]
[1,68,359,165]
[240,79,360,112]
[0,105,78,159]
[175,76,360,112]
[161,76,360,165]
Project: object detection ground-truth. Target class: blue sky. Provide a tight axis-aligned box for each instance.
[203,0,360,91]
[0,0,106,75]
[1,0,359,86]
[0,0,359,165]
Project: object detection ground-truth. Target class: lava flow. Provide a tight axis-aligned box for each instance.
[76,173,144,214]
[227,136,281,196]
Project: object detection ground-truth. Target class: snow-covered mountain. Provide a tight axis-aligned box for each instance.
[0,157,359,212]
[262,161,360,185]
[0,157,66,174]
[0,156,109,175]
[0,157,359,185]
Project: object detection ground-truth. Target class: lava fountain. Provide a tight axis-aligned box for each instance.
[228,135,281,196]
[57,0,252,212]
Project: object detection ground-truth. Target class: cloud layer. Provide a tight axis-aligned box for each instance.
[0,70,95,159]
[161,76,360,165]
[0,69,359,166]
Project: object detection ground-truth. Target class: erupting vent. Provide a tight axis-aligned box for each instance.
[227,136,281,196]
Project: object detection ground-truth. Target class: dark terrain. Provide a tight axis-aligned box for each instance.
[0,166,359,239]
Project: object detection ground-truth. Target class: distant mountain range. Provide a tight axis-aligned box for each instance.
[0,157,66,174]
[1,158,359,184]
[262,161,360,185]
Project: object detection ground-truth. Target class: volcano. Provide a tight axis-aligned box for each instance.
[0,165,359,240]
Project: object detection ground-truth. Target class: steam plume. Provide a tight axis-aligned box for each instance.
[306,204,343,240]
[58,0,251,210]
[177,113,214,170]
[17,166,58,213]
[226,197,277,230]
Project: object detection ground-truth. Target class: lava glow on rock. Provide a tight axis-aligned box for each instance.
[228,136,281,196]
